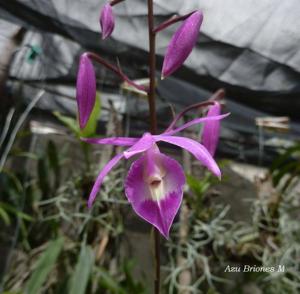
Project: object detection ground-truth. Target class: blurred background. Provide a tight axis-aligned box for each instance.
[0,0,299,293]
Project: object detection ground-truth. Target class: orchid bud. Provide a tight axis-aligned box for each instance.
[201,102,221,157]
[100,3,115,40]
[162,11,203,78]
[76,54,96,129]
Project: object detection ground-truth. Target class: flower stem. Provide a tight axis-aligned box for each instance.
[86,52,148,93]
[153,11,196,34]
[147,0,157,135]
[164,88,225,132]
[110,0,125,6]
[147,0,160,293]
[154,228,160,294]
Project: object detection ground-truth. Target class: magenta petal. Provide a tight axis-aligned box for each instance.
[163,113,229,136]
[88,153,124,208]
[100,3,115,40]
[156,135,221,178]
[202,102,221,156]
[76,54,96,129]
[125,147,185,238]
[123,133,155,159]
[82,136,138,146]
[162,11,203,78]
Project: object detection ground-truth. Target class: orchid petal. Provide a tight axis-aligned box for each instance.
[155,135,221,178]
[82,136,138,146]
[123,133,155,159]
[100,3,115,39]
[162,11,203,78]
[88,153,124,208]
[76,54,96,129]
[125,146,185,238]
[163,113,229,136]
[202,102,221,156]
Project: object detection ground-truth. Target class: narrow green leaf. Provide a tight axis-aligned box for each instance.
[0,202,33,221]
[186,174,210,199]
[98,268,125,294]
[68,244,94,294]
[47,141,60,187]
[37,157,50,197]
[53,111,80,135]
[0,205,11,225]
[25,237,64,294]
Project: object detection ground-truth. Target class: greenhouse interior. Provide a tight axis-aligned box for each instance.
[0,0,299,293]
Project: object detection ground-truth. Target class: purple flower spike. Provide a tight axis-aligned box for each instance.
[100,3,115,40]
[162,11,203,78]
[76,54,96,129]
[201,102,221,157]
[125,145,185,238]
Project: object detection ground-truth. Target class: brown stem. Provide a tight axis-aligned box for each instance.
[110,0,125,6]
[164,89,225,132]
[86,52,148,93]
[147,0,157,135]
[147,1,160,293]
[153,11,196,34]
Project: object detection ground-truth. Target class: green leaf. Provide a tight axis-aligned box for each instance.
[0,205,11,225]
[47,141,59,172]
[25,237,64,294]
[68,244,94,294]
[1,170,23,195]
[186,174,211,199]
[53,111,80,135]
[98,267,125,294]
[0,202,33,221]
[10,151,39,160]
[80,92,101,137]
[271,144,300,172]
[47,141,60,187]
[37,157,50,197]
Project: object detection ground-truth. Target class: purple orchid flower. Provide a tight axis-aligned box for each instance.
[82,112,228,238]
[100,3,115,40]
[201,102,221,157]
[162,11,203,78]
[76,54,96,129]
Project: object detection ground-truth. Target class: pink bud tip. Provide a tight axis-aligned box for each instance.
[100,3,115,40]
[162,11,203,78]
[76,54,96,129]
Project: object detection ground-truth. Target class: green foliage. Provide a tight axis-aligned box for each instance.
[80,92,101,137]
[25,237,64,294]
[186,173,212,201]
[53,91,101,138]
[98,261,146,294]
[0,202,32,223]
[0,204,11,225]
[53,112,79,135]
[68,243,94,294]
[271,143,300,192]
